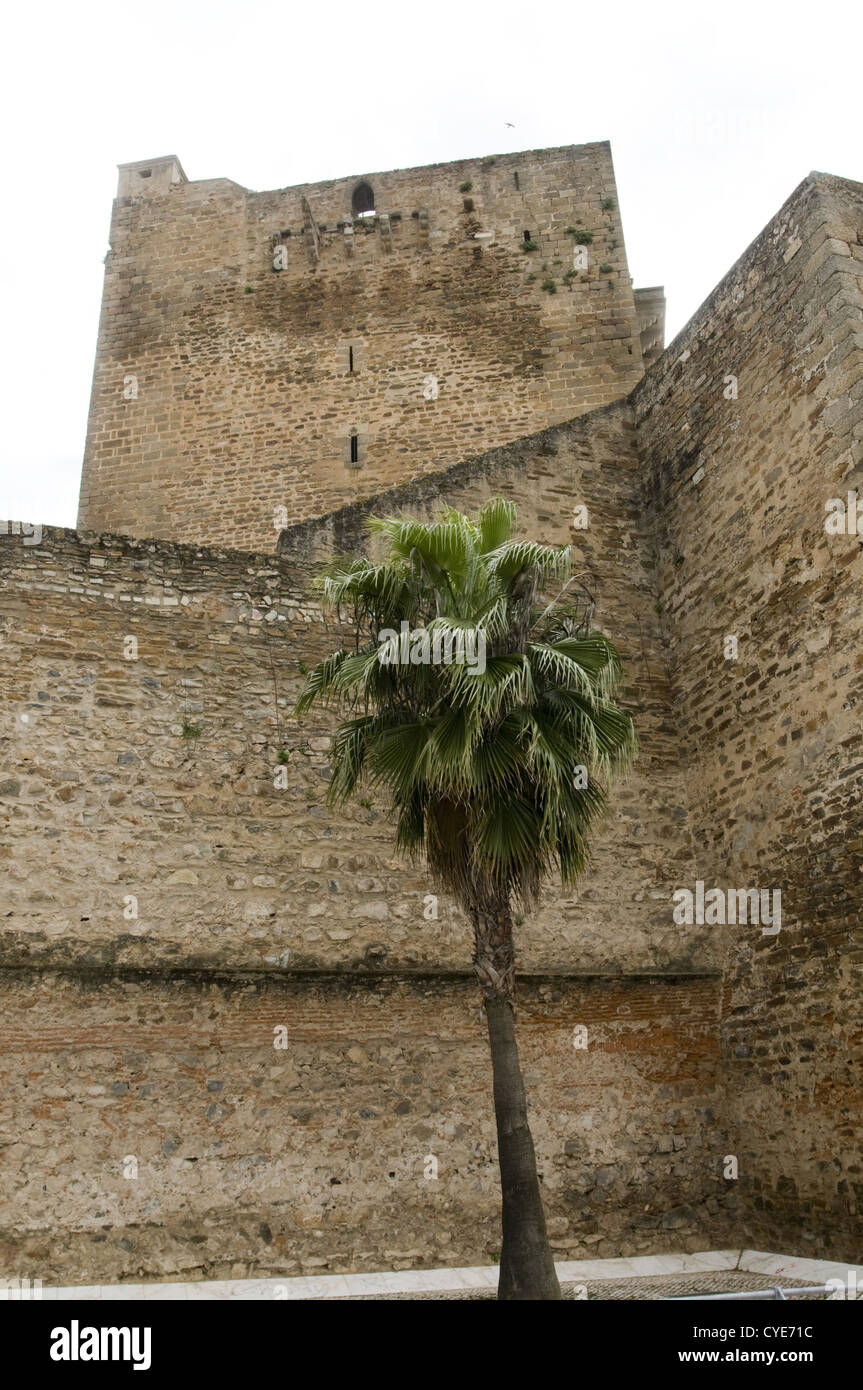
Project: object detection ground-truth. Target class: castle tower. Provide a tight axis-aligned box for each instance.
[77,143,653,551]
[3,163,860,1287]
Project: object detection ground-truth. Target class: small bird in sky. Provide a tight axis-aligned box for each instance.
[505,122,515,128]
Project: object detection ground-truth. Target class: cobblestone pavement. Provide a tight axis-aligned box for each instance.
[340,1271,832,1300]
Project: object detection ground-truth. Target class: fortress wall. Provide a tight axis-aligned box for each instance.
[12,157,862,1280]
[635,172,863,1258]
[3,406,699,977]
[0,971,722,1286]
[76,144,644,550]
[0,405,726,1283]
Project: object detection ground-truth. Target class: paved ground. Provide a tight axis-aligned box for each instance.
[38,1252,860,1300]
[343,1271,826,1300]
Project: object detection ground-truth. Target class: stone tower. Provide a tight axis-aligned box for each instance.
[77,143,659,551]
[3,150,859,1290]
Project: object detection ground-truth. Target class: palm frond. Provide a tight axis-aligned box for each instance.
[477,497,516,554]
[295,497,636,918]
[485,539,571,582]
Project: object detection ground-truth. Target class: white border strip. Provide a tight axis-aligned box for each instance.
[19,1248,861,1301]
[738,1250,863,1285]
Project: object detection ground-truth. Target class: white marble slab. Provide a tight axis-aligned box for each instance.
[739,1250,863,1286]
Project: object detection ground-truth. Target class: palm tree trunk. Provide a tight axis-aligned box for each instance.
[473,899,562,1300]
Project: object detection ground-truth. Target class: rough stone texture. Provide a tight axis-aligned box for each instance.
[1,412,700,978]
[0,972,722,1285]
[1,163,860,1286]
[76,144,645,549]
[634,171,863,1259]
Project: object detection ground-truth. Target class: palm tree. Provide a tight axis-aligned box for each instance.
[295,498,635,1300]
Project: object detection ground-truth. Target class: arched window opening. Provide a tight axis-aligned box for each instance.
[352,181,375,217]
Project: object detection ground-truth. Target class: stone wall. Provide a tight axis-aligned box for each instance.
[0,971,722,1286]
[1,402,725,1283]
[4,403,700,979]
[76,143,644,551]
[4,164,861,1285]
[634,171,863,1259]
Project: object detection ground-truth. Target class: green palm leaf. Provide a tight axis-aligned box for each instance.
[296,498,636,912]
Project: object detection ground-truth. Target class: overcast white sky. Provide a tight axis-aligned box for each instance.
[2,0,860,530]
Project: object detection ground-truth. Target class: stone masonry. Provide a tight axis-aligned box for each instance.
[0,152,860,1286]
[77,145,645,550]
